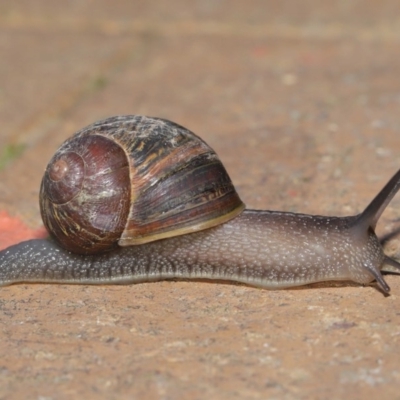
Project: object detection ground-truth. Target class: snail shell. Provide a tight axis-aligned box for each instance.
[39,116,244,255]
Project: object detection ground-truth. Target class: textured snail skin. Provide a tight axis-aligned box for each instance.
[0,209,395,293]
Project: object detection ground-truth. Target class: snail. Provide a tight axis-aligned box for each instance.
[0,115,400,294]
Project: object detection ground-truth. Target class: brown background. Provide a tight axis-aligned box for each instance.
[1,1,400,399]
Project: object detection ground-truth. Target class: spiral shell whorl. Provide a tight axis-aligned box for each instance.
[40,134,131,254]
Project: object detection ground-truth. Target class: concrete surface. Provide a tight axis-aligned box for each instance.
[1,1,400,399]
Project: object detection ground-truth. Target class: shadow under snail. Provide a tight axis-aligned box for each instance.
[0,115,400,293]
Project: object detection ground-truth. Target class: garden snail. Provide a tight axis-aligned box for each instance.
[0,115,400,293]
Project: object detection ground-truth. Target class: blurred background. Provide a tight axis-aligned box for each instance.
[1,1,400,222]
[1,1,400,399]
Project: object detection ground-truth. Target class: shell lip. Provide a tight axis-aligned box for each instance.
[118,202,245,246]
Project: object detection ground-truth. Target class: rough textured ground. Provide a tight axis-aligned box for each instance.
[1,1,400,399]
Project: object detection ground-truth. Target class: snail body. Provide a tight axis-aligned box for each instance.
[0,211,386,290]
[0,115,399,293]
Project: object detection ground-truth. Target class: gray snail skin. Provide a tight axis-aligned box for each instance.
[0,115,399,293]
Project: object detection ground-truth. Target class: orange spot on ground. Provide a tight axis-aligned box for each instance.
[287,189,299,198]
[0,211,48,250]
[251,46,270,58]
